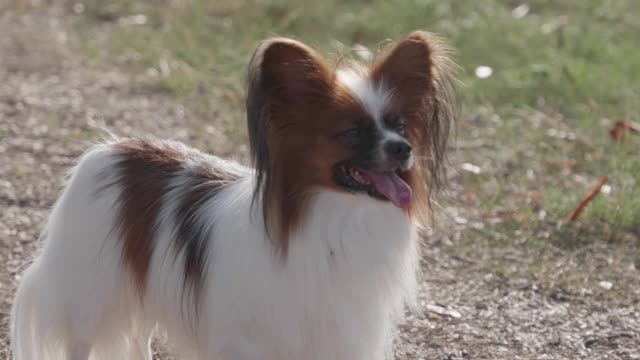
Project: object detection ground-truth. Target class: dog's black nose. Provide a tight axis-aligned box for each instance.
[385,140,412,161]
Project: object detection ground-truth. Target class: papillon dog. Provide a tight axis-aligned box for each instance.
[10,31,455,360]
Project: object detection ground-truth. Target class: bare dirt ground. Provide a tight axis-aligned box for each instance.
[1,5,638,360]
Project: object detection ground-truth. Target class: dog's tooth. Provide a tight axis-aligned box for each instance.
[353,171,366,184]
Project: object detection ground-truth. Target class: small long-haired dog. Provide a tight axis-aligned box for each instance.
[11,31,455,360]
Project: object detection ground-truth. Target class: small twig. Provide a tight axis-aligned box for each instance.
[568,176,608,221]
[562,64,576,85]
[610,119,640,140]
[615,120,640,133]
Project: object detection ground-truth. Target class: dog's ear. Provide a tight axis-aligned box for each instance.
[248,38,332,107]
[372,31,457,224]
[245,38,333,247]
[371,31,441,113]
[246,38,332,170]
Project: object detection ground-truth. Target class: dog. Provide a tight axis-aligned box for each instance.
[10,31,455,360]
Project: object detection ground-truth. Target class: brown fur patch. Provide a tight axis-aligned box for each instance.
[173,158,241,312]
[107,139,242,306]
[109,139,185,294]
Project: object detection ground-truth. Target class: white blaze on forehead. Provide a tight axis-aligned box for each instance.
[336,69,390,124]
[337,68,412,165]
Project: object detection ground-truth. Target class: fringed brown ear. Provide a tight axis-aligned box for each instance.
[372,31,457,226]
[253,38,333,106]
[245,38,333,252]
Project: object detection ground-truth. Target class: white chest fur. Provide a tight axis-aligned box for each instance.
[200,185,420,360]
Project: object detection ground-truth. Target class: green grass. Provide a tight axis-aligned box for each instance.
[71,0,639,250]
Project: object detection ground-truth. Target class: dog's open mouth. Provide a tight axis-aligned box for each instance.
[335,165,412,208]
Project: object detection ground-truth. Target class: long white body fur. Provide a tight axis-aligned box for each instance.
[11,141,419,360]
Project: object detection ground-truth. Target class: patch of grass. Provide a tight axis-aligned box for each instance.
[154,73,196,94]
[70,0,639,250]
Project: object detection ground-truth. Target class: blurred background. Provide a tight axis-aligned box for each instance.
[0,1,638,359]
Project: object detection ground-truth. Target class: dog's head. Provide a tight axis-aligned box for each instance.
[246,31,456,249]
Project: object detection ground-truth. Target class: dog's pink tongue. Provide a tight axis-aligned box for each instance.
[360,170,412,208]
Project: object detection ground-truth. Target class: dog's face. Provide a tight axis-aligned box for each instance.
[329,69,416,209]
[246,32,455,246]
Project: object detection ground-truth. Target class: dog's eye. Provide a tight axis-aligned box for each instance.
[385,115,406,135]
[338,127,362,140]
